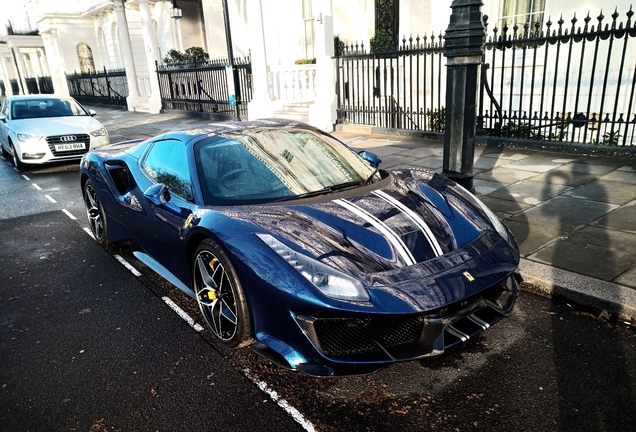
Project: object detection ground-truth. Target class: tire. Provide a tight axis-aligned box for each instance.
[10,142,26,171]
[193,239,252,348]
[1,142,9,159]
[83,179,110,246]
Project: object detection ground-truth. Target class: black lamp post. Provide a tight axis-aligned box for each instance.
[222,0,241,120]
[442,0,486,192]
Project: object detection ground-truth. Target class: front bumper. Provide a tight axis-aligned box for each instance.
[293,275,518,376]
[15,133,109,165]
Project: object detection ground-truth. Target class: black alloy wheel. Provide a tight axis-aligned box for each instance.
[83,179,109,245]
[193,239,252,348]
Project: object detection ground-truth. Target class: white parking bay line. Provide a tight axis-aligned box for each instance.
[32,183,42,191]
[82,227,95,239]
[62,209,77,220]
[45,195,57,203]
[22,174,30,181]
[242,368,315,432]
[161,297,204,332]
[114,254,142,277]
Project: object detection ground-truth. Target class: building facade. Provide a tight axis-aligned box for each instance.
[1,0,632,131]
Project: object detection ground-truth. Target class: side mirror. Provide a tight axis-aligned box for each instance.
[0,114,6,122]
[88,109,97,117]
[144,183,171,206]
[358,151,381,168]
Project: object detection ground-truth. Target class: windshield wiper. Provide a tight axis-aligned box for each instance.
[274,181,362,202]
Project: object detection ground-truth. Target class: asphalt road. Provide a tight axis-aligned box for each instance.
[1,157,635,431]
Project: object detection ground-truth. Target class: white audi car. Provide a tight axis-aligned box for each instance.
[0,95,109,171]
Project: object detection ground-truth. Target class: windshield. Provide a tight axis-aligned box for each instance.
[11,98,88,120]
[195,127,380,205]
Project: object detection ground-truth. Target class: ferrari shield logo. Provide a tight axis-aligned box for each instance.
[463,271,475,282]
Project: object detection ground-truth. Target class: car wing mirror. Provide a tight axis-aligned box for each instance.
[358,151,381,168]
[88,109,97,117]
[0,114,6,122]
[144,183,171,206]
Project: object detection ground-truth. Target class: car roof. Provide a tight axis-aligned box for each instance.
[5,95,75,102]
[161,119,318,142]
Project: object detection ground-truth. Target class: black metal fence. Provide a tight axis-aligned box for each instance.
[480,11,636,146]
[66,67,128,106]
[156,56,253,117]
[336,35,447,132]
[335,8,636,147]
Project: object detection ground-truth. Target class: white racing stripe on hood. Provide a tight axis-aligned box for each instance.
[333,198,416,266]
[373,189,444,257]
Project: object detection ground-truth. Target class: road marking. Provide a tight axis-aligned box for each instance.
[161,296,204,332]
[62,209,76,220]
[82,227,95,239]
[114,254,142,277]
[45,194,57,203]
[22,174,30,181]
[32,183,42,191]
[242,368,315,432]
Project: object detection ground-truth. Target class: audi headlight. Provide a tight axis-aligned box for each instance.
[17,133,42,142]
[257,233,370,302]
[90,127,108,137]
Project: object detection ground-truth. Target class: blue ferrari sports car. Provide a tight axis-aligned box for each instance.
[80,119,520,376]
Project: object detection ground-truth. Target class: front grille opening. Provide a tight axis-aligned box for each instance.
[313,316,424,356]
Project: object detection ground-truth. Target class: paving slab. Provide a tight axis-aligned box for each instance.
[528,170,601,187]
[564,180,636,205]
[506,196,618,233]
[408,156,444,170]
[477,196,534,217]
[614,265,636,289]
[474,166,537,184]
[591,200,636,233]
[380,154,421,168]
[500,155,574,173]
[473,179,507,196]
[395,146,444,158]
[479,147,534,160]
[528,225,636,281]
[485,180,572,205]
[598,169,636,185]
[473,155,510,170]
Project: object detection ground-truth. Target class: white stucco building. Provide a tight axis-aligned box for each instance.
[1,0,632,131]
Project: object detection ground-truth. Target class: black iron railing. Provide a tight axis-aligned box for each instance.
[335,35,446,131]
[156,56,253,117]
[66,67,128,107]
[335,8,636,147]
[37,76,54,94]
[479,10,636,146]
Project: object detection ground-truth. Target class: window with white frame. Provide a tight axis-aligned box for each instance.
[302,0,315,59]
[498,0,546,33]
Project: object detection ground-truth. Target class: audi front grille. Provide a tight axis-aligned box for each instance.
[46,134,91,157]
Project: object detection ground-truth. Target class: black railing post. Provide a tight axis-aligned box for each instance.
[442,0,485,192]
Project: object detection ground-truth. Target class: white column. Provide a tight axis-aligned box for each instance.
[0,55,14,96]
[138,0,162,113]
[41,30,70,95]
[309,0,337,131]
[246,0,274,120]
[113,0,145,110]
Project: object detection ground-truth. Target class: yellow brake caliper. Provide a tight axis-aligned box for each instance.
[207,258,219,300]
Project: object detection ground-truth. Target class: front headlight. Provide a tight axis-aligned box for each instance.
[17,133,42,142]
[256,233,370,302]
[90,127,108,137]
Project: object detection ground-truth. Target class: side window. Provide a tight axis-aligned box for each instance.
[143,139,194,202]
[2,101,9,117]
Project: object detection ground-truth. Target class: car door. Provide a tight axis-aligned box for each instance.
[133,138,198,282]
